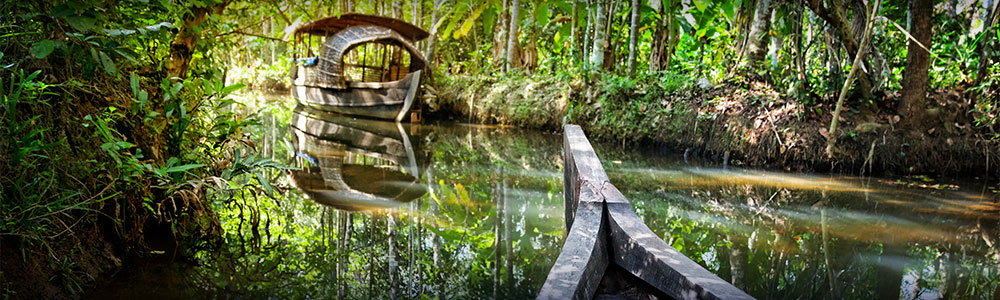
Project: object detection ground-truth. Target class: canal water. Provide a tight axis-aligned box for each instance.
[89,94,999,299]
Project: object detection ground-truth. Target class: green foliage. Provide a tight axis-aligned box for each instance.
[1,1,295,295]
[0,69,104,248]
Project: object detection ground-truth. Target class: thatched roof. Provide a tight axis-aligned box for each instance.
[294,13,429,42]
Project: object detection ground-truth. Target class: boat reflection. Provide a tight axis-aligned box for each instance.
[289,106,427,211]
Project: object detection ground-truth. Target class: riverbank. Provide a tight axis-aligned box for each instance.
[429,72,1000,178]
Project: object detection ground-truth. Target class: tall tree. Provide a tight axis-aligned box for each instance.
[900,0,933,128]
[627,0,640,75]
[426,0,447,71]
[794,0,810,94]
[166,1,230,78]
[649,0,677,72]
[411,0,418,24]
[744,0,773,67]
[506,0,521,72]
[392,0,403,19]
[571,0,580,59]
[807,0,876,97]
[827,0,879,157]
[590,0,607,68]
[583,0,594,62]
[974,0,1000,88]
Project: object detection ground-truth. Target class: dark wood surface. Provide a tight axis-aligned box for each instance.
[538,125,755,300]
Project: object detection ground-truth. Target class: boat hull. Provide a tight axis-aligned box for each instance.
[292,70,421,121]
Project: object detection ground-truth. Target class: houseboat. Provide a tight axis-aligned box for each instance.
[290,14,428,121]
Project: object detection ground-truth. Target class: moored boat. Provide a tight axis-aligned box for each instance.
[290,14,428,121]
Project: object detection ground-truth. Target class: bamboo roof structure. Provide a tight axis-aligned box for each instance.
[293,13,429,42]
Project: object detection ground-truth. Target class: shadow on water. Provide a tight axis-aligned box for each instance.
[89,93,999,299]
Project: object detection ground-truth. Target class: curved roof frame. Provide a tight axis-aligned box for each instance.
[315,25,427,87]
[294,13,429,42]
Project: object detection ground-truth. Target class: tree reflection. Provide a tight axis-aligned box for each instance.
[603,153,1000,300]
[109,110,569,298]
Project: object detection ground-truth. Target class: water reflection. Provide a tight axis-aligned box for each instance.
[600,148,1000,300]
[89,94,999,299]
[289,106,428,210]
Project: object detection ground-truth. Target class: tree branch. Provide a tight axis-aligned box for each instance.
[217,30,286,42]
[826,0,881,158]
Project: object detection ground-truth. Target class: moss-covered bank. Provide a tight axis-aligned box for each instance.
[429,73,1000,178]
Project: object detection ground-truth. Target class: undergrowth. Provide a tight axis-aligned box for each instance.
[0,1,292,297]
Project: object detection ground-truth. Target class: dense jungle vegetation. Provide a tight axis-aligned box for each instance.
[1,0,999,298]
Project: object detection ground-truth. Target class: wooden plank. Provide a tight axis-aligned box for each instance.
[603,184,755,300]
[536,182,608,300]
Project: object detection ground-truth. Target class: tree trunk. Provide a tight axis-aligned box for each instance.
[590,0,607,69]
[572,0,580,59]
[393,0,403,19]
[602,0,621,71]
[794,0,809,94]
[388,213,398,299]
[851,0,887,90]
[412,0,418,24]
[875,241,905,300]
[728,234,749,290]
[649,0,668,71]
[827,0,878,157]
[900,0,933,129]
[732,0,757,66]
[165,1,229,78]
[806,0,875,97]
[426,0,445,70]
[495,0,509,69]
[523,28,538,70]
[766,8,783,70]
[627,0,640,75]
[583,0,593,63]
[975,0,1000,87]
[744,0,773,67]
[650,0,678,72]
[506,0,521,72]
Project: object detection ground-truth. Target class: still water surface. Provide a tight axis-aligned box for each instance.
[91,94,999,299]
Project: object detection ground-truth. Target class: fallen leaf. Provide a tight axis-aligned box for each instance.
[819,128,830,140]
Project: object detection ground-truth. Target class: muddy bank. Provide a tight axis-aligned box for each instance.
[428,74,1000,178]
[1,224,120,299]
[0,210,219,299]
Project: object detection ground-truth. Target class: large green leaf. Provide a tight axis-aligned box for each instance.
[30,40,55,59]
[220,83,246,94]
[98,51,117,76]
[482,6,498,35]
[721,0,736,21]
[455,2,490,39]
[162,163,205,174]
[692,0,708,12]
[440,2,472,41]
[65,14,96,32]
[254,171,276,197]
[130,73,140,96]
[534,3,550,26]
[554,22,572,50]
